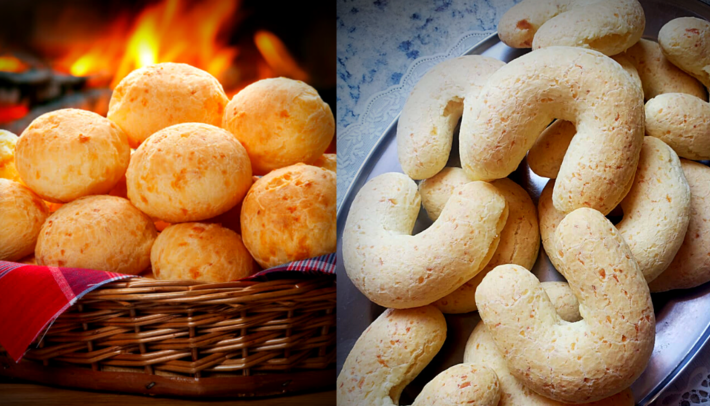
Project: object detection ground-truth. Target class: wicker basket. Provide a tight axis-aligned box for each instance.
[0,276,336,398]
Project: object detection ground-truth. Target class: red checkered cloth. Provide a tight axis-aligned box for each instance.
[0,253,335,363]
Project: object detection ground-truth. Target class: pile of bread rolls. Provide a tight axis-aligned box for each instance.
[0,62,336,283]
[340,1,710,405]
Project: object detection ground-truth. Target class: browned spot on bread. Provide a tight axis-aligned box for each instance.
[517,19,532,30]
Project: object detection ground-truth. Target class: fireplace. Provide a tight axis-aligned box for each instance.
[0,0,335,139]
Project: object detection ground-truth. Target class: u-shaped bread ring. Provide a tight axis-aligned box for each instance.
[539,137,691,283]
[465,283,634,406]
[343,172,508,309]
[397,56,505,180]
[658,17,710,89]
[498,0,645,56]
[460,46,645,215]
[337,305,501,406]
[476,208,655,403]
[650,160,710,292]
[418,173,539,313]
[645,93,710,161]
[625,39,706,101]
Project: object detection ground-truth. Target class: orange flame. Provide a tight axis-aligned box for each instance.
[0,55,29,73]
[254,30,309,82]
[58,0,241,89]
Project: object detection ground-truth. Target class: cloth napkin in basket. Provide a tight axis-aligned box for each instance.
[0,253,335,363]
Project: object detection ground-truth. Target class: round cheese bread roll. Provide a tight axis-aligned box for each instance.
[126,123,252,223]
[241,163,336,268]
[151,223,256,283]
[0,130,21,183]
[312,153,336,172]
[15,109,130,203]
[223,78,334,175]
[35,196,156,275]
[0,179,49,261]
[108,63,229,148]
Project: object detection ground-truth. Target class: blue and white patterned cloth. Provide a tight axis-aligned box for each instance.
[337,0,710,404]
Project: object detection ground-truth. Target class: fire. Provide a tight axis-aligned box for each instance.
[59,0,243,89]
[254,30,309,82]
[0,55,29,74]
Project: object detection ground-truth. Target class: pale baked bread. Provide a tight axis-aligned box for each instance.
[476,209,654,403]
[539,137,691,283]
[223,78,334,175]
[0,130,21,183]
[411,364,500,406]
[432,177,539,314]
[527,120,576,179]
[15,109,130,203]
[397,56,505,180]
[658,17,710,89]
[337,306,447,406]
[0,179,49,261]
[151,223,256,283]
[36,195,157,275]
[460,47,644,215]
[126,123,252,223]
[625,39,706,101]
[499,0,644,55]
[646,93,710,160]
[240,163,336,268]
[465,281,635,406]
[108,63,229,148]
[342,172,507,309]
[650,160,710,292]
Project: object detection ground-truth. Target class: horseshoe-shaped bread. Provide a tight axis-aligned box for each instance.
[464,282,634,406]
[476,208,655,403]
[343,173,508,309]
[498,0,644,56]
[411,363,501,406]
[337,306,447,406]
[460,46,644,215]
[419,175,539,314]
[650,160,710,292]
[625,39,707,101]
[337,306,501,406]
[646,93,710,161]
[540,137,691,283]
[658,17,710,89]
[397,56,505,180]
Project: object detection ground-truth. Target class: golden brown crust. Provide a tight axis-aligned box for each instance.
[240,163,336,268]
[645,93,710,160]
[312,153,336,172]
[0,179,49,261]
[151,223,256,283]
[15,109,130,203]
[223,78,334,175]
[36,195,156,275]
[0,130,21,183]
[108,63,229,148]
[126,123,252,223]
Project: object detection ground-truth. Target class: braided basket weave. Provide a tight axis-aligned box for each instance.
[0,276,336,397]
